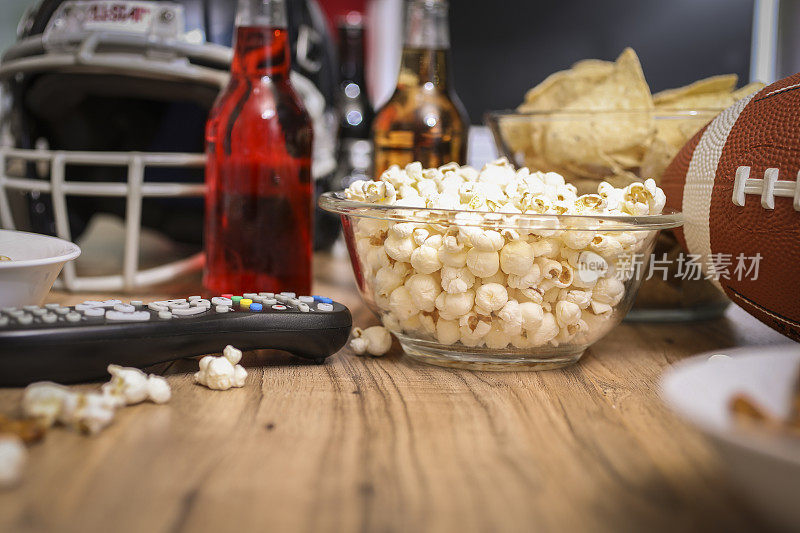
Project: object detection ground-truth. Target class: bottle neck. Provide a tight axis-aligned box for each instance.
[398,1,452,89]
[403,0,449,49]
[397,47,451,90]
[232,0,290,78]
[338,24,367,86]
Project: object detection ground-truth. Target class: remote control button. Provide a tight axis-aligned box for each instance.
[315,297,333,304]
[193,299,211,308]
[55,307,71,315]
[221,293,233,299]
[130,300,143,307]
[261,298,277,306]
[0,317,8,327]
[32,309,48,316]
[280,292,296,298]
[66,313,81,323]
[83,308,105,317]
[76,300,120,311]
[240,299,252,310]
[45,303,61,310]
[148,302,169,312]
[168,302,190,310]
[287,298,301,307]
[17,315,33,325]
[232,296,243,305]
[23,305,40,312]
[298,303,310,313]
[114,304,135,313]
[42,314,57,324]
[211,297,233,307]
[215,305,229,313]
[298,296,315,304]
[188,296,202,302]
[249,303,263,312]
[9,310,25,317]
[243,293,258,299]
[106,311,151,322]
[158,311,173,320]
[171,307,207,317]
[271,304,287,311]
[167,299,187,304]
[2,307,18,314]
[259,292,274,298]
[317,303,334,312]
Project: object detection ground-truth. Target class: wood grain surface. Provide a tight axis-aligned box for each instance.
[0,253,789,533]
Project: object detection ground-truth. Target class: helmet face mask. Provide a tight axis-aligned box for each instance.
[0,1,234,292]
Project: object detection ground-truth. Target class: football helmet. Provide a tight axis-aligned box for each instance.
[0,0,337,291]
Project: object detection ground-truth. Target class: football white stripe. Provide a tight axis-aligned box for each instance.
[682,93,756,288]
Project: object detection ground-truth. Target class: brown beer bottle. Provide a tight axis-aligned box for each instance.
[372,0,468,176]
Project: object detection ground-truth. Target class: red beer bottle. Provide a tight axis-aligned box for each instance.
[204,0,314,295]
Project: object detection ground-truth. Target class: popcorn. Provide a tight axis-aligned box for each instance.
[435,290,475,321]
[405,273,441,313]
[350,326,393,356]
[435,319,461,344]
[440,265,475,294]
[499,240,534,276]
[102,365,172,406]
[22,382,116,435]
[194,345,248,391]
[0,435,26,489]
[344,159,667,352]
[466,249,499,278]
[474,283,509,314]
[410,244,442,274]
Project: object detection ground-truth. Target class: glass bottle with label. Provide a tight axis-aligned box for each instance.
[332,11,375,193]
[372,0,468,177]
[204,0,314,294]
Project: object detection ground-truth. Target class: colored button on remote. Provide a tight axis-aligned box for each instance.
[240,299,253,310]
[250,303,263,312]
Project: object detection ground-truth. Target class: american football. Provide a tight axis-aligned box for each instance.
[662,73,800,341]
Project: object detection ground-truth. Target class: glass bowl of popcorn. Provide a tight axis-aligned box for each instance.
[319,159,682,370]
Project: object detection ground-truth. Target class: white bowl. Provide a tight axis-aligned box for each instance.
[0,229,81,307]
[661,345,800,530]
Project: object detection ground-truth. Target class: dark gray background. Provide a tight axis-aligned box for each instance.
[449,0,755,123]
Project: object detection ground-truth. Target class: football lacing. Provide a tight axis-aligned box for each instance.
[732,165,800,211]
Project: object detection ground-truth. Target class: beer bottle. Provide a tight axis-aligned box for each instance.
[204,0,314,294]
[372,0,468,176]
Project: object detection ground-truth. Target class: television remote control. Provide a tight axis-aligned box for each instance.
[0,293,352,386]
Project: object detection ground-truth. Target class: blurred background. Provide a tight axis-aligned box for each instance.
[0,0,785,118]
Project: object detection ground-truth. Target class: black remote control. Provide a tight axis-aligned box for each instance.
[0,292,352,386]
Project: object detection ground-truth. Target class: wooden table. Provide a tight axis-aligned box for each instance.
[0,252,788,533]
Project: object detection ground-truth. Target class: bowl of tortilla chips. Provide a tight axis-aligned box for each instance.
[486,48,764,321]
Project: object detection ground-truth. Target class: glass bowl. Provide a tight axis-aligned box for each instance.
[320,191,682,370]
[485,109,730,322]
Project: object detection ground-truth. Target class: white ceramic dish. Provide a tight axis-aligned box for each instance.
[661,345,800,530]
[0,229,81,307]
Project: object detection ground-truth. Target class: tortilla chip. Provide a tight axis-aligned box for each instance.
[541,48,654,166]
[732,81,766,100]
[653,74,738,105]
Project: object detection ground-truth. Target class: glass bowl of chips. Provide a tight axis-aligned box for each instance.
[486,108,730,321]
[485,48,765,321]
